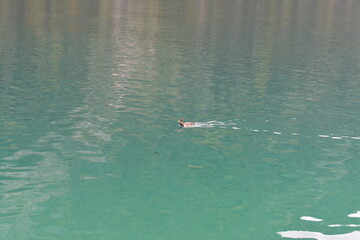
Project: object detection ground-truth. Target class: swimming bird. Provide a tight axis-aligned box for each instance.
[178,119,197,127]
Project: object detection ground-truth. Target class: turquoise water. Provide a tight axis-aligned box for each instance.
[1,0,360,239]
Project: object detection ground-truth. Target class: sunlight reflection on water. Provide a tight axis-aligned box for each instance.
[279,211,360,239]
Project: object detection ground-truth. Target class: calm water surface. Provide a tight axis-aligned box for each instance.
[1,0,360,239]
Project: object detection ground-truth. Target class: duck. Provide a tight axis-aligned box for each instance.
[178,119,197,127]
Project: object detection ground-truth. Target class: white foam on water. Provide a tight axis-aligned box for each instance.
[292,133,299,135]
[300,216,323,222]
[253,129,259,132]
[207,121,217,123]
[351,137,360,140]
[273,132,282,135]
[319,135,330,138]
[186,123,211,128]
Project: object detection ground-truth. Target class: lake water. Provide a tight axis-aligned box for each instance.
[1,0,360,239]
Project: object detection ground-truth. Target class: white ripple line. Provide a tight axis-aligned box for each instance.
[331,137,342,140]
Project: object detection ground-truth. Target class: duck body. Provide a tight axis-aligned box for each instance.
[178,119,198,128]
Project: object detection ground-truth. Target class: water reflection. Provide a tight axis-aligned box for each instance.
[0,1,114,238]
[279,231,360,239]
[279,211,360,239]
[0,147,69,238]
[107,0,360,124]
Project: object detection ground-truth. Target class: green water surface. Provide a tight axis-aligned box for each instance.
[1,0,360,239]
